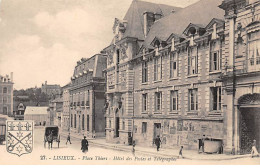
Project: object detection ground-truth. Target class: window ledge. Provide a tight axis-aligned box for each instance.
[153,80,162,84]
[169,111,179,115]
[187,74,198,78]
[186,111,198,115]
[169,77,178,81]
[142,82,148,85]
[141,112,148,115]
[153,112,162,114]
[209,70,221,75]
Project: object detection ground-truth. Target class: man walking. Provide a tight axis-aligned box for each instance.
[178,146,184,159]
[251,139,259,158]
[81,136,89,153]
[198,135,206,153]
[66,133,72,145]
[155,135,161,152]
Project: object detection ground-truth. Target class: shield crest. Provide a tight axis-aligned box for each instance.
[6,121,33,157]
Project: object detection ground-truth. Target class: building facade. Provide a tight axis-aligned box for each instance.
[103,0,181,144]
[41,81,61,98]
[24,106,48,126]
[52,96,63,128]
[62,83,71,131]
[219,0,260,154]
[69,54,107,138]
[104,0,259,154]
[0,73,14,116]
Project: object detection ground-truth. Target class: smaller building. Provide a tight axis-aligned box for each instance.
[14,103,25,120]
[62,83,71,131]
[24,106,48,126]
[0,72,14,116]
[52,96,63,128]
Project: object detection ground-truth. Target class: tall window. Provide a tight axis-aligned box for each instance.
[170,53,178,78]
[142,122,147,133]
[87,115,90,131]
[248,31,260,71]
[142,62,148,83]
[82,114,85,130]
[188,89,198,111]
[170,91,178,111]
[142,93,148,112]
[154,57,162,81]
[3,97,7,103]
[71,114,73,127]
[74,114,76,128]
[155,92,162,111]
[109,120,111,128]
[3,87,7,94]
[210,87,221,111]
[122,121,125,130]
[210,41,221,71]
[188,47,198,75]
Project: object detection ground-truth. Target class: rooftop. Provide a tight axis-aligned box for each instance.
[24,106,49,115]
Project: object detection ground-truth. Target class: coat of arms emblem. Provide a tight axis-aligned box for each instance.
[6,121,33,157]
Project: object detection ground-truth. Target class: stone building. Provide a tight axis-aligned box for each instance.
[24,106,48,126]
[0,73,14,116]
[41,81,61,98]
[69,54,107,138]
[62,83,71,131]
[103,0,259,154]
[219,0,260,154]
[52,96,63,127]
[103,0,181,144]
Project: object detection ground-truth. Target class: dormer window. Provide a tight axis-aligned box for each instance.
[188,47,198,75]
[212,23,217,40]
[171,38,175,51]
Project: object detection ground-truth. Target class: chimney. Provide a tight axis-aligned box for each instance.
[143,11,155,38]
[10,72,13,82]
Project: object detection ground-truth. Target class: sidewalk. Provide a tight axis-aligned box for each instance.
[60,131,251,161]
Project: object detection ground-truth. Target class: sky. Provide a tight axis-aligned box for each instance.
[0,0,199,90]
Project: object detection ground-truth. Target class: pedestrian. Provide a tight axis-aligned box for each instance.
[198,135,206,153]
[132,140,136,156]
[155,135,161,152]
[251,139,259,158]
[178,146,183,159]
[66,133,72,145]
[81,136,89,153]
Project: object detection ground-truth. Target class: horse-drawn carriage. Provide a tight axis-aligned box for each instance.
[44,126,60,149]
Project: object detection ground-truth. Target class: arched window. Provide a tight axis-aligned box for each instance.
[82,114,85,130]
[3,87,7,94]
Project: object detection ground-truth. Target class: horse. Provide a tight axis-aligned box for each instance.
[46,132,53,149]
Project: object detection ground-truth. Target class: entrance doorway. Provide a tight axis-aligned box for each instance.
[115,117,119,137]
[240,107,260,154]
[153,123,161,140]
[239,93,260,154]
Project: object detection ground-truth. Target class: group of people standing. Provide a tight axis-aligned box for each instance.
[66,133,89,153]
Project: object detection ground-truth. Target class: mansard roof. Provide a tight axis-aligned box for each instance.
[143,0,225,49]
[120,0,181,41]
